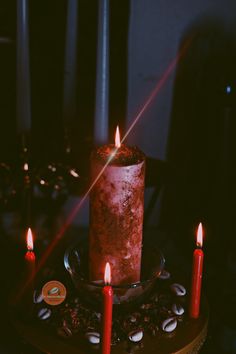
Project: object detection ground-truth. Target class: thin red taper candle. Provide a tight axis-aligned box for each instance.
[25,228,36,297]
[189,222,204,318]
[102,262,113,354]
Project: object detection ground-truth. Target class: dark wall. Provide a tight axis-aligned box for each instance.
[127,0,236,228]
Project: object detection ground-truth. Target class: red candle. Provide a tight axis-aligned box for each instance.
[24,228,36,292]
[89,126,145,285]
[102,262,113,354]
[189,222,204,319]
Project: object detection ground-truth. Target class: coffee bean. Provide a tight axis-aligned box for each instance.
[161,317,177,332]
[172,303,184,316]
[128,330,143,342]
[38,308,51,320]
[170,283,186,296]
[158,270,171,280]
[85,331,100,344]
[33,290,44,304]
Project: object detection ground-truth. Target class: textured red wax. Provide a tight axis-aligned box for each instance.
[189,248,204,318]
[89,144,145,285]
[102,285,113,354]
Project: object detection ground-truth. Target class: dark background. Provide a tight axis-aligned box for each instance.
[0,0,236,353]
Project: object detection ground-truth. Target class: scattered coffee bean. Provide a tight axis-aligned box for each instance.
[38,308,52,320]
[85,331,100,344]
[128,330,143,342]
[161,317,177,333]
[33,290,44,304]
[170,283,186,296]
[158,270,171,280]
[172,303,184,316]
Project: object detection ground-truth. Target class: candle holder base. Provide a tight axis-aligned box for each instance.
[64,240,165,309]
[10,274,209,354]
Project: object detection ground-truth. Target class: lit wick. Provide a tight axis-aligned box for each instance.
[115,126,121,148]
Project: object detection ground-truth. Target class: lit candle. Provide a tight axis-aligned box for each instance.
[189,222,204,319]
[24,228,36,292]
[94,0,109,144]
[102,262,113,354]
[89,126,145,284]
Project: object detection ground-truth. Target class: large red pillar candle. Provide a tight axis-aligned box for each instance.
[189,222,204,319]
[102,262,113,354]
[89,127,145,285]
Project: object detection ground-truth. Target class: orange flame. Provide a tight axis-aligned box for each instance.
[196,222,203,247]
[104,262,111,284]
[115,126,121,148]
[26,228,34,251]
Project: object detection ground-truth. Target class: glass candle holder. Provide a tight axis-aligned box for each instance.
[64,240,165,310]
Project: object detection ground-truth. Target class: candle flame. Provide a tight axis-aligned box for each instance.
[115,126,121,148]
[26,228,34,251]
[196,222,203,247]
[104,262,111,284]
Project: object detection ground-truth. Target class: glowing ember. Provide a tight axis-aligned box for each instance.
[26,228,34,251]
[115,126,121,148]
[104,262,111,284]
[196,222,203,248]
